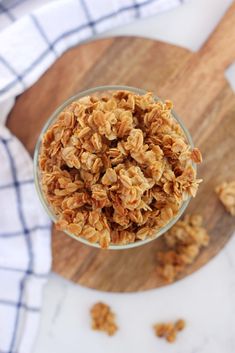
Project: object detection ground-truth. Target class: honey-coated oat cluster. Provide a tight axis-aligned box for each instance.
[39,91,202,248]
[90,302,118,336]
[153,319,186,343]
[156,214,209,283]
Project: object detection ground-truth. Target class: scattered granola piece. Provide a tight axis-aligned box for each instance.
[156,214,210,283]
[215,181,235,216]
[39,91,202,248]
[153,319,186,343]
[166,329,177,343]
[90,302,118,336]
[175,319,186,331]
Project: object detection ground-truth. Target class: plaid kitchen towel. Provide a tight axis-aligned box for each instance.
[0,0,185,352]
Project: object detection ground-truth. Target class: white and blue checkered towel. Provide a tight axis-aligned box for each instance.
[0,0,185,352]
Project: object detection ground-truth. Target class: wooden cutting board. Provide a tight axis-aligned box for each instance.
[7,2,235,292]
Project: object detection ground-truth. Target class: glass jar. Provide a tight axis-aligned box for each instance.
[34,85,195,250]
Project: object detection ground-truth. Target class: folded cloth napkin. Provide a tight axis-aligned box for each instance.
[0,1,185,352]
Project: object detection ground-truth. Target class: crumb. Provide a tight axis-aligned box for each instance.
[166,329,177,343]
[175,319,186,331]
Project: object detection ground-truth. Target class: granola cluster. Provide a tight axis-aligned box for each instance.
[215,180,235,216]
[90,301,186,342]
[153,319,186,343]
[39,91,202,248]
[90,302,118,336]
[157,214,209,283]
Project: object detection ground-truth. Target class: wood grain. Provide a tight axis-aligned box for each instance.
[7,2,235,292]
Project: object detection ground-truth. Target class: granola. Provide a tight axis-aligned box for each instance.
[215,181,235,216]
[39,91,202,248]
[90,302,118,336]
[153,319,186,343]
[156,214,209,283]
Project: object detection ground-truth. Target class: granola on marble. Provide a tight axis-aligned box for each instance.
[156,214,209,283]
[153,319,186,343]
[90,302,118,336]
[39,91,202,248]
[215,180,235,216]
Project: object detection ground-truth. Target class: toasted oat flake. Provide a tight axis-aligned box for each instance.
[156,214,210,283]
[39,90,202,248]
[215,181,235,216]
[190,147,203,164]
[90,302,118,336]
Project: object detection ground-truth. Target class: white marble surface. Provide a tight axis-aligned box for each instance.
[33,1,235,352]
